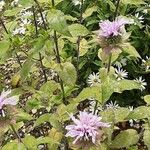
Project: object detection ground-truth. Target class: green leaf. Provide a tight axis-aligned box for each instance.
[121,0,146,5]
[120,43,141,58]
[20,59,33,80]
[23,135,37,150]
[34,113,51,127]
[114,108,130,123]
[127,106,150,120]
[48,128,63,150]
[115,79,141,93]
[40,81,59,95]
[15,109,33,121]
[47,9,71,36]
[79,38,91,56]
[0,40,10,62]
[4,8,22,17]
[68,24,89,37]
[2,140,26,150]
[76,86,102,103]
[36,137,55,145]
[144,95,150,105]
[110,129,139,149]
[82,6,97,19]
[143,128,150,149]
[55,62,77,86]
[19,0,33,7]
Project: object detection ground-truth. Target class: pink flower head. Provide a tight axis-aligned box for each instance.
[0,90,18,110]
[65,111,110,145]
[99,18,129,38]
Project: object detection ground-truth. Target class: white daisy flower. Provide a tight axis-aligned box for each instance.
[142,56,150,71]
[135,13,144,23]
[106,101,119,110]
[114,58,127,68]
[89,98,103,114]
[115,67,128,81]
[13,27,26,35]
[87,72,101,87]
[134,76,147,91]
[0,1,5,11]
[22,11,33,17]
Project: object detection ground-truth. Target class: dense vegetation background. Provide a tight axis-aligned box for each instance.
[0,0,150,149]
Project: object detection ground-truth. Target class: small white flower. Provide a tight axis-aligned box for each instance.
[87,72,101,86]
[106,101,119,110]
[89,98,103,114]
[22,11,33,17]
[20,18,31,26]
[37,13,46,25]
[13,27,26,35]
[134,76,147,91]
[114,58,127,68]
[0,1,5,11]
[142,56,150,71]
[115,67,128,81]
[135,13,144,23]
[128,106,134,112]
[72,0,82,6]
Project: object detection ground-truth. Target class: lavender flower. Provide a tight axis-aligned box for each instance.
[99,18,129,38]
[0,90,18,110]
[66,111,110,145]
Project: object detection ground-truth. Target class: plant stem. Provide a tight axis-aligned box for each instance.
[39,52,47,82]
[34,0,47,30]
[0,18,9,34]
[107,53,112,73]
[15,52,22,68]
[10,124,29,149]
[10,124,22,142]
[32,6,47,83]
[114,0,120,19]
[76,0,84,74]
[51,0,66,104]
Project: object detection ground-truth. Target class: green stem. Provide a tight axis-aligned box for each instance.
[114,0,120,19]
[51,0,66,105]
[76,0,84,74]
[10,124,28,150]
[107,53,112,73]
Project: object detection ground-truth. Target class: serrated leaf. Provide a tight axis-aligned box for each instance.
[4,8,22,17]
[127,106,150,120]
[76,86,102,103]
[40,81,59,95]
[34,113,51,127]
[115,79,141,93]
[120,43,141,58]
[23,135,37,150]
[110,129,139,149]
[68,24,89,37]
[47,9,71,36]
[55,62,77,86]
[82,6,97,19]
